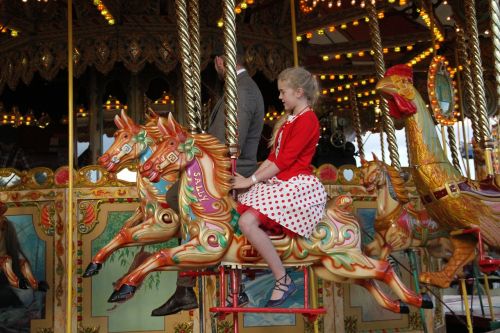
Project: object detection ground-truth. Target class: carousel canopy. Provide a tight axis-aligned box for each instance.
[0,0,496,135]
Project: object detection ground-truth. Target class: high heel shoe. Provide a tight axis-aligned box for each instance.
[265,274,297,307]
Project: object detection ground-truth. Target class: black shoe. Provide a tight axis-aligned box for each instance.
[151,286,198,316]
[18,278,29,290]
[265,274,297,307]
[225,290,250,307]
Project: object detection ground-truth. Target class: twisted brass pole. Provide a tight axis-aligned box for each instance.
[457,30,481,142]
[350,88,365,160]
[188,0,203,133]
[447,125,461,170]
[222,0,239,156]
[464,0,491,145]
[366,0,400,170]
[490,0,500,114]
[175,0,197,133]
[454,43,472,178]
[380,115,386,164]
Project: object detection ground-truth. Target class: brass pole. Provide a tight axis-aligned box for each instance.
[464,0,491,145]
[222,0,239,157]
[188,0,203,133]
[460,279,474,333]
[441,125,448,157]
[308,266,319,333]
[447,125,461,170]
[457,29,482,177]
[175,0,197,133]
[380,114,386,164]
[483,274,496,321]
[350,88,364,160]
[366,1,400,171]
[290,0,299,67]
[66,0,74,332]
[454,44,472,178]
[490,0,500,115]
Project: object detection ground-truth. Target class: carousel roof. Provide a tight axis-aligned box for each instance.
[0,0,495,133]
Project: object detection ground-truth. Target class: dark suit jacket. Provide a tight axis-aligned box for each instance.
[208,70,264,177]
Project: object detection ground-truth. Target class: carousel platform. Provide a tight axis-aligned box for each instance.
[444,295,500,333]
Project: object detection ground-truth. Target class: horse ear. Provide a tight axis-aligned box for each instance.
[114,114,125,129]
[360,157,368,167]
[372,152,380,162]
[121,110,136,129]
[145,107,159,121]
[157,118,169,136]
[166,113,186,136]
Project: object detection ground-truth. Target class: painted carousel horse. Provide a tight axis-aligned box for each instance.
[83,110,180,277]
[376,64,500,288]
[361,154,452,260]
[0,201,48,291]
[107,114,433,314]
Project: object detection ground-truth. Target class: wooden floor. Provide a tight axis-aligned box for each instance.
[443,295,500,333]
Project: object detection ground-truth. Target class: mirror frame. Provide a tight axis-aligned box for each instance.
[427,55,459,126]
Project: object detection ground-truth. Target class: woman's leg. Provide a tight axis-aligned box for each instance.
[238,211,291,300]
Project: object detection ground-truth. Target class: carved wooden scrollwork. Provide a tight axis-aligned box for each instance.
[0,32,290,93]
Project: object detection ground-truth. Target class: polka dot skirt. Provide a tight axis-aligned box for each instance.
[238,174,327,238]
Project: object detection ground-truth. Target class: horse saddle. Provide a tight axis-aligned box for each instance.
[421,179,500,204]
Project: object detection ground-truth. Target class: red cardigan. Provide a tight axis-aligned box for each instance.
[267,110,320,180]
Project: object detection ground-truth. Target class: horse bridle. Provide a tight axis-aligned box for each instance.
[364,164,386,189]
[111,142,133,164]
[110,130,150,164]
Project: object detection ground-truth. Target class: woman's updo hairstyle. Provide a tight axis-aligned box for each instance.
[278,67,319,106]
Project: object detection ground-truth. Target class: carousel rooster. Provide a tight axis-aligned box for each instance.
[375,64,500,288]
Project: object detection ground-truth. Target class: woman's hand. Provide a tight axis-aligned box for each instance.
[232,172,253,189]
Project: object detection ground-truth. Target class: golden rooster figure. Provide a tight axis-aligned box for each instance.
[375,64,500,288]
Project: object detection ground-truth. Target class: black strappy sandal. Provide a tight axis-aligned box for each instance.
[265,273,297,307]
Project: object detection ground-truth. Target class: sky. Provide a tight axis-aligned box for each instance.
[354,118,485,179]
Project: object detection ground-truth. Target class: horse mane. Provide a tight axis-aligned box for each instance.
[193,133,232,194]
[143,116,164,142]
[385,164,410,204]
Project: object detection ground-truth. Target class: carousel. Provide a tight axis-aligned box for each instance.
[0,0,498,333]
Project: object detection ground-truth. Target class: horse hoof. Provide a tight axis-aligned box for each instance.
[18,278,29,289]
[83,262,102,277]
[398,301,410,314]
[108,284,136,303]
[421,293,433,309]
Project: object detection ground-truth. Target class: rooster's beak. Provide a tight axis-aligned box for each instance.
[375,76,398,97]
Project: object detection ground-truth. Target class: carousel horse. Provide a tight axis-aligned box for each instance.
[0,201,48,292]
[83,111,180,277]
[360,155,452,260]
[376,64,500,288]
[107,114,433,314]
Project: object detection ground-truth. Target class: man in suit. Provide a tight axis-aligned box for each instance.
[151,41,265,316]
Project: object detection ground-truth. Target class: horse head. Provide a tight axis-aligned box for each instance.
[360,154,386,194]
[98,110,158,172]
[140,113,191,183]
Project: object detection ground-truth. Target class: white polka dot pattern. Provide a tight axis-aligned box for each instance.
[238,174,327,238]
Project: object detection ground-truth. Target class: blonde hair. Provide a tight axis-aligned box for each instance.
[269,67,319,147]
